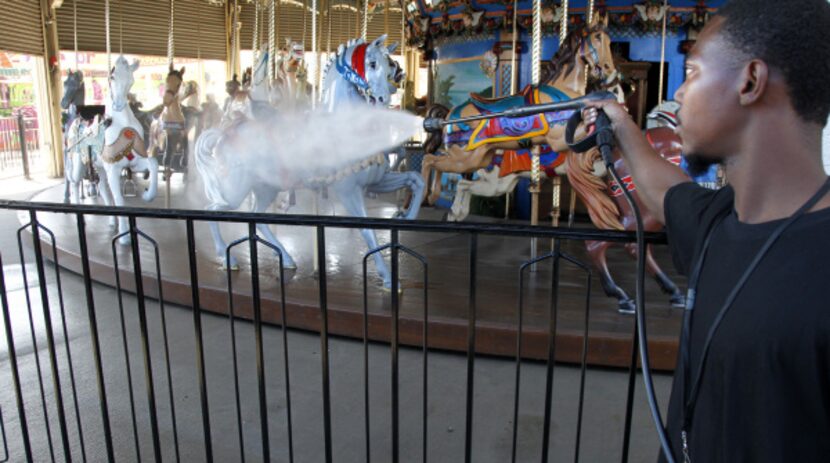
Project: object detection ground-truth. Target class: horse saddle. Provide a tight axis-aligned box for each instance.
[102,127,148,163]
[469,86,536,114]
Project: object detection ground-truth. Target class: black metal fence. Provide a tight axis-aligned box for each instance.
[0,200,669,462]
[0,115,41,179]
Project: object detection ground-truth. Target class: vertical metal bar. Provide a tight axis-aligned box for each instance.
[620,322,638,463]
[40,225,86,462]
[391,229,400,463]
[225,238,246,463]
[0,406,8,462]
[422,261,429,463]
[0,255,34,462]
[28,211,72,461]
[275,242,295,463]
[540,239,562,462]
[76,214,115,461]
[141,231,180,462]
[511,265,527,463]
[574,271,592,463]
[464,233,477,463]
[16,225,55,463]
[17,113,29,179]
[127,216,162,462]
[317,225,333,463]
[248,223,271,461]
[362,253,372,463]
[185,220,213,462]
[111,232,142,461]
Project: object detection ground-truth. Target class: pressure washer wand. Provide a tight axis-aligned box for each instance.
[421,90,617,132]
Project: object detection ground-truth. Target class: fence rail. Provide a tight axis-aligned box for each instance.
[0,200,670,462]
[0,115,42,179]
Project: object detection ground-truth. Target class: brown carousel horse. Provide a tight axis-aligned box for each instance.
[420,15,617,204]
[150,65,198,175]
[568,126,686,312]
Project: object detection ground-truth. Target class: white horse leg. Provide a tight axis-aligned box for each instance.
[138,156,159,202]
[366,170,425,220]
[106,162,131,245]
[251,187,297,269]
[206,204,239,270]
[448,180,472,222]
[334,176,391,288]
[95,160,116,227]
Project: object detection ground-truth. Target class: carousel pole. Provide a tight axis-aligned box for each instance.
[253,0,260,58]
[529,0,543,267]
[165,0,176,208]
[312,0,319,105]
[362,0,369,40]
[658,0,669,105]
[566,0,588,229]
[269,0,276,84]
[510,0,518,94]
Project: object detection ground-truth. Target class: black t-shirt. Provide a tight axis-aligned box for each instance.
[659,182,830,463]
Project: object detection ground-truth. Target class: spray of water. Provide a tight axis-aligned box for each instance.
[199,106,423,193]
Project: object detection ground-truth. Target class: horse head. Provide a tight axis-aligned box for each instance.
[579,15,617,88]
[109,56,139,112]
[543,16,617,93]
[329,35,397,107]
[61,70,85,110]
[164,64,186,107]
[249,51,271,102]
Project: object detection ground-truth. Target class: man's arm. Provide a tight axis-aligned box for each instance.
[583,101,690,224]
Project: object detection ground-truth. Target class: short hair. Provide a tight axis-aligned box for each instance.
[717,0,830,125]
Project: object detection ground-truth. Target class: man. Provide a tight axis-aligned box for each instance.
[583,0,830,461]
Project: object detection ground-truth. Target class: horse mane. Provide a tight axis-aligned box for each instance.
[423,104,450,154]
[541,23,605,86]
[566,149,624,231]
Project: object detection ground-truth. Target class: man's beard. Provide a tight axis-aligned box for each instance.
[684,153,720,177]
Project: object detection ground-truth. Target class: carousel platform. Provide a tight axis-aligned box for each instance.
[21,177,685,370]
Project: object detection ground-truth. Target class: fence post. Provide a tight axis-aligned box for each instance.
[16,113,30,180]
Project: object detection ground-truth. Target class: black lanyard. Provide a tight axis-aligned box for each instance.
[678,178,830,463]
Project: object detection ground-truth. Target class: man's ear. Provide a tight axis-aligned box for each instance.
[738,59,768,106]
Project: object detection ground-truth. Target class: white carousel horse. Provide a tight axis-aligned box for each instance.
[196,37,423,289]
[319,35,425,288]
[64,115,115,211]
[274,40,310,107]
[195,49,297,271]
[102,56,160,244]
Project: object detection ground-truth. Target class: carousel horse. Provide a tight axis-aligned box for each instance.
[150,65,193,174]
[64,114,116,213]
[195,51,297,272]
[318,35,424,288]
[61,70,86,202]
[274,40,311,106]
[102,56,160,244]
[566,127,687,313]
[420,16,617,209]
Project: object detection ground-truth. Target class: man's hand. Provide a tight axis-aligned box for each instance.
[577,100,690,224]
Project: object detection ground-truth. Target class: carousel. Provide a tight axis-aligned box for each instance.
[29,0,725,370]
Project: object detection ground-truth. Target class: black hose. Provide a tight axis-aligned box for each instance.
[595,113,676,463]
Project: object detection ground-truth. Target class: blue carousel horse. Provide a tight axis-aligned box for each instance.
[319,35,425,288]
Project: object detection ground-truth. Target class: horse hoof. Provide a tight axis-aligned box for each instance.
[221,263,240,271]
[670,294,686,308]
[118,235,131,246]
[282,260,298,270]
[617,300,636,315]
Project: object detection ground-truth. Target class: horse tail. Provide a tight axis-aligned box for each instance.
[423,104,450,154]
[194,128,228,207]
[566,149,624,231]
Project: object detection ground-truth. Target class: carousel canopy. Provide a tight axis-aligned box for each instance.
[55,0,227,60]
[0,0,47,56]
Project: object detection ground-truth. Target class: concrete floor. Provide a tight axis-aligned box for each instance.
[0,174,675,462]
